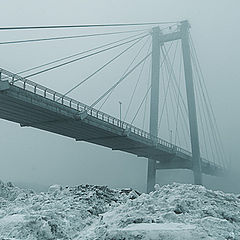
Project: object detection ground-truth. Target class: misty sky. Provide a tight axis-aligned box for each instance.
[0,0,239,193]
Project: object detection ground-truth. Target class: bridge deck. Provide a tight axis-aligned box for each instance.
[0,68,225,176]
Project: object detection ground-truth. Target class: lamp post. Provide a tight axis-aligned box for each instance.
[119,101,122,122]
[170,130,173,144]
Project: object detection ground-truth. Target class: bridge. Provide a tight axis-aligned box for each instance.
[0,20,228,192]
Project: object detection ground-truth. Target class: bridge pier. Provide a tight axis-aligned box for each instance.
[147,26,160,193]
[146,21,203,191]
[180,21,202,185]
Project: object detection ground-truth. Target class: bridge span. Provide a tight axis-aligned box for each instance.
[0,68,224,177]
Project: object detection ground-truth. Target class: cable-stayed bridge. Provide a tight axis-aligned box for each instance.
[0,20,228,192]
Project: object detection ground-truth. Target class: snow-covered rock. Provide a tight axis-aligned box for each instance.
[78,183,240,240]
[0,181,138,239]
[0,181,239,239]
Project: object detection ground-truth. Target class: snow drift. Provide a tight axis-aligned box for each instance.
[0,180,239,239]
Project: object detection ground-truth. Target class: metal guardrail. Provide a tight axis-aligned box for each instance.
[0,68,224,170]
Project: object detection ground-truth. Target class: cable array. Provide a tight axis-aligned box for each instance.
[13,32,148,77]
[189,34,228,168]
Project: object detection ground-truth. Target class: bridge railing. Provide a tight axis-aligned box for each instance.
[0,68,180,150]
[0,68,224,170]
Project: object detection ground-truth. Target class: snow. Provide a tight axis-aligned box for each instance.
[121,222,196,231]
[0,214,25,224]
[110,223,198,240]
[0,180,239,239]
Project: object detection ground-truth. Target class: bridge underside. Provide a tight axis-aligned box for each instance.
[0,81,224,177]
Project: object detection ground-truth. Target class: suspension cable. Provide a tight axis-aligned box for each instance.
[11,32,147,77]
[0,29,148,45]
[165,43,189,148]
[161,44,190,149]
[193,58,222,166]
[190,36,225,161]
[131,85,151,125]
[161,45,190,135]
[162,46,188,115]
[0,21,179,31]
[162,59,171,141]
[168,61,180,144]
[158,42,178,131]
[194,70,213,163]
[123,41,151,121]
[174,52,182,145]
[190,39,226,168]
[98,37,151,111]
[21,34,149,79]
[60,36,146,99]
[163,41,183,144]
[189,34,228,167]
[131,42,177,128]
[142,62,152,130]
[90,53,151,108]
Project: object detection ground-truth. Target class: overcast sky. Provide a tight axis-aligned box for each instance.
[0,0,239,193]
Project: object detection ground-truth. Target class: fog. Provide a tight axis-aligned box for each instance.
[0,0,239,193]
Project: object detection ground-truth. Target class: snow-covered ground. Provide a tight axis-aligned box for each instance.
[0,180,239,239]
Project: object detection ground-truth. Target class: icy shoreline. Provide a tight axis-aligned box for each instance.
[0,180,239,239]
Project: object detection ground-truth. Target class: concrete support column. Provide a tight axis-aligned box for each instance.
[147,26,160,193]
[180,20,202,185]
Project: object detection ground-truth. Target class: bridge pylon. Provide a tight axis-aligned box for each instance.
[147,26,160,193]
[180,20,202,185]
[147,21,202,192]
